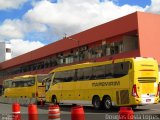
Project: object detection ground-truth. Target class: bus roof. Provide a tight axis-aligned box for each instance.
[13,74,47,79]
[2,74,48,83]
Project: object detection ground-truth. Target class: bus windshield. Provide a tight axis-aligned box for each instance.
[42,73,53,92]
[37,74,48,83]
[3,80,12,88]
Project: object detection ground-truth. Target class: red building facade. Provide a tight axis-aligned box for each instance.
[0,11,160,84]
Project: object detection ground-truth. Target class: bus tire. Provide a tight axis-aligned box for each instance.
[37,101,40,105]
[92,96,101,110]
[37,100,45,105]
[102,96,112,110]
[52,95,57,105]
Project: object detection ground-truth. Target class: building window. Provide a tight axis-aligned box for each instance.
[6,48,11,53]
[123,35,138,52]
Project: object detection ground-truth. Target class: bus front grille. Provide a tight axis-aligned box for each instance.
[138,77,156,83]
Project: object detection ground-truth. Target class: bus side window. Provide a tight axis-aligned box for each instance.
[12,82,16,88]
[53,72,63,84]
[75,69,78,80]
[114,63,123,78]
[129,62,132,69]
[63,71,69,82]
[113,62,130,78]
[24,82,28,87]
[27,81,32,86]
[20,81,24,87]
[123,62,130,73]
[77,69,84,80]
[83,67,92,80]
[77,68,92,80]
[105,64,113,78]
[16,81,22,87]
[68,70,75,81]
[31,80,35,85]
[93,65,106,79]
[63,70,75,82]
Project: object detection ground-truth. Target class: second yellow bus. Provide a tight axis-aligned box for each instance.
[3,74,48,104]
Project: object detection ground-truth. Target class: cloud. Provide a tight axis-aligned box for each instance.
[0,0,28,10]
[145,0,160,13]
[24,0,144,37]
[0,19,25,40]
[10,39,45,57]
[0,0,147,41]
[0,18,47,41]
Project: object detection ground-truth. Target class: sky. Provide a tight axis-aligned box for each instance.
[0,0,160,58]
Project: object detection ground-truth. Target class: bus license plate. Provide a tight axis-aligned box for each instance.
[146,99,151,102]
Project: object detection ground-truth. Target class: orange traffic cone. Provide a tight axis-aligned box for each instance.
[12,103,21,120]
[119,107,134,120]
[71,105,85,120]
[48,104,60,120]
[28,104,38,120]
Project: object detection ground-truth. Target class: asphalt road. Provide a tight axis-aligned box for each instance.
[0,103,160,120]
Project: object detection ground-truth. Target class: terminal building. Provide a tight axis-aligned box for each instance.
[0,11,160,84]
[0,41,11,63]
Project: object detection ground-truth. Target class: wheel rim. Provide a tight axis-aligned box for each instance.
[93,97,100,109]
[104,99,111,109]
[95,99,100,108]
[52,98,57,104]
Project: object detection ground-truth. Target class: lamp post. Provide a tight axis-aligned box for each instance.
[66,37,80,62]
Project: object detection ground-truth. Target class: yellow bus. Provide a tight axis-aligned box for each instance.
[3,74,48,104]
[46,57,159,110]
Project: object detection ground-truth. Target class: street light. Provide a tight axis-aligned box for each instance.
[65,36,80,62]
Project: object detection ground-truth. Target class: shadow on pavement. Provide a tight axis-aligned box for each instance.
[37,104,151,113]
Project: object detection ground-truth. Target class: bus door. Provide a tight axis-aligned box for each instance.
[37,82,45,100]
[52,73,63,101]
[60,70,76,102]
[36,75,49,101]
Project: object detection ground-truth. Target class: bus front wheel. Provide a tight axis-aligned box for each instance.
[103,96,112,110]
[52,95,57,105]
[92,96,101,110]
